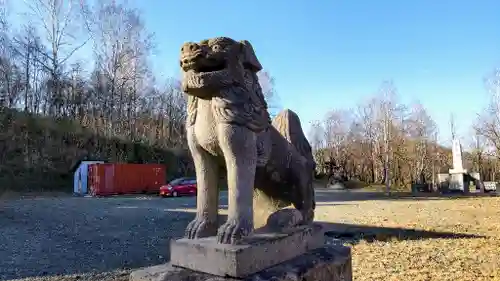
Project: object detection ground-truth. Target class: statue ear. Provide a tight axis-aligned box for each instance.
[239,40,263,72]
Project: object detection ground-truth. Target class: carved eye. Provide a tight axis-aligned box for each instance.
[211,44,221,51]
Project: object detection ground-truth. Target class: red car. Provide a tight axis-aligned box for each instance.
[159,177,197,197]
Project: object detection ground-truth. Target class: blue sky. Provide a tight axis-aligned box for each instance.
[135,0,500,147]
[9,0,500,148]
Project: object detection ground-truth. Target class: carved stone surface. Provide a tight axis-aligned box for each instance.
[170,224,324,278]
[263,208,303,232]
[129,245,352,281]
[449,173,467,192]
[179,37,315,244]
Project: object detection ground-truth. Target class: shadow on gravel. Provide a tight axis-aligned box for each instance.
[319,222,486,244]
[315,189,499,203]
[315,202,357,207]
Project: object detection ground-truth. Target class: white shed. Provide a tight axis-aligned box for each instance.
[73,161,104,195]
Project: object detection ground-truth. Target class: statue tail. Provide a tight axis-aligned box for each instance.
[271,109,316,221]
[271,109,315,168]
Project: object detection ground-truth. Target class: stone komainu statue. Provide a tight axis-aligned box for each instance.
[180,37,315,244]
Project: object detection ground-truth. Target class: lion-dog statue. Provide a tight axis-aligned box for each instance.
[180,37,315,244]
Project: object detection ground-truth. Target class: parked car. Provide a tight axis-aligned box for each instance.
[159,177,197,197]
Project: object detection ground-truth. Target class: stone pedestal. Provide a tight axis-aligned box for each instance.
[449,173,463,190]
[129,245,352,281]
[449,172,469,193]
[170,225,324,278]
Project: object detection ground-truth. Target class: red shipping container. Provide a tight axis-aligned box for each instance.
[88,163,166,196]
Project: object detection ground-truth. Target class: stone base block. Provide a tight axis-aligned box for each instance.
[449,173,465,191]
[169,224,324,278]
[129,245,352,281]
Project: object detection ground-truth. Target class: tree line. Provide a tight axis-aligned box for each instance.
[1,0,190,147]
[309,73,500,189]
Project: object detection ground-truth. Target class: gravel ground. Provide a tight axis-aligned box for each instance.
[0,194,228,281]
[2,189,500,281]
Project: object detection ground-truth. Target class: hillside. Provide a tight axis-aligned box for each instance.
[0,108,194,193]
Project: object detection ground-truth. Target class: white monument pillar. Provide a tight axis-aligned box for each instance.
[449,139,466,174]
[448,139,469,193]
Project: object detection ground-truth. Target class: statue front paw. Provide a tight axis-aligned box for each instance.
[216,218,252,244]
[185,217,218,239]
[300,208,314,225]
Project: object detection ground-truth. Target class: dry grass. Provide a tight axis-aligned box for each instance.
[315,194,500,281]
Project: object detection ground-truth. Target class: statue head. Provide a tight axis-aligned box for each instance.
[180,37,262,93]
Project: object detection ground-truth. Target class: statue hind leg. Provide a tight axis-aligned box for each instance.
[292,159,315,224]
[184,127,219,239]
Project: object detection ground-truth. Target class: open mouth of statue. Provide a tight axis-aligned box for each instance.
[195,61,226,73]
[181,55,226,73]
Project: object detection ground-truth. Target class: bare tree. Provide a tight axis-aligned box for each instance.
[308,120,325,151]
[11,24,40,112]
[431,130,438,189]
[323,109,352,170]
[476,67,500,158]
[0,0,9,47]
[407,101,436,184]
[355,98,380,183]
[469,128,485,175]
[372,80,411,193]
[22,0,90,115]
[378,81,398,194]
[0,54,24,107]
[89,0,153,136]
